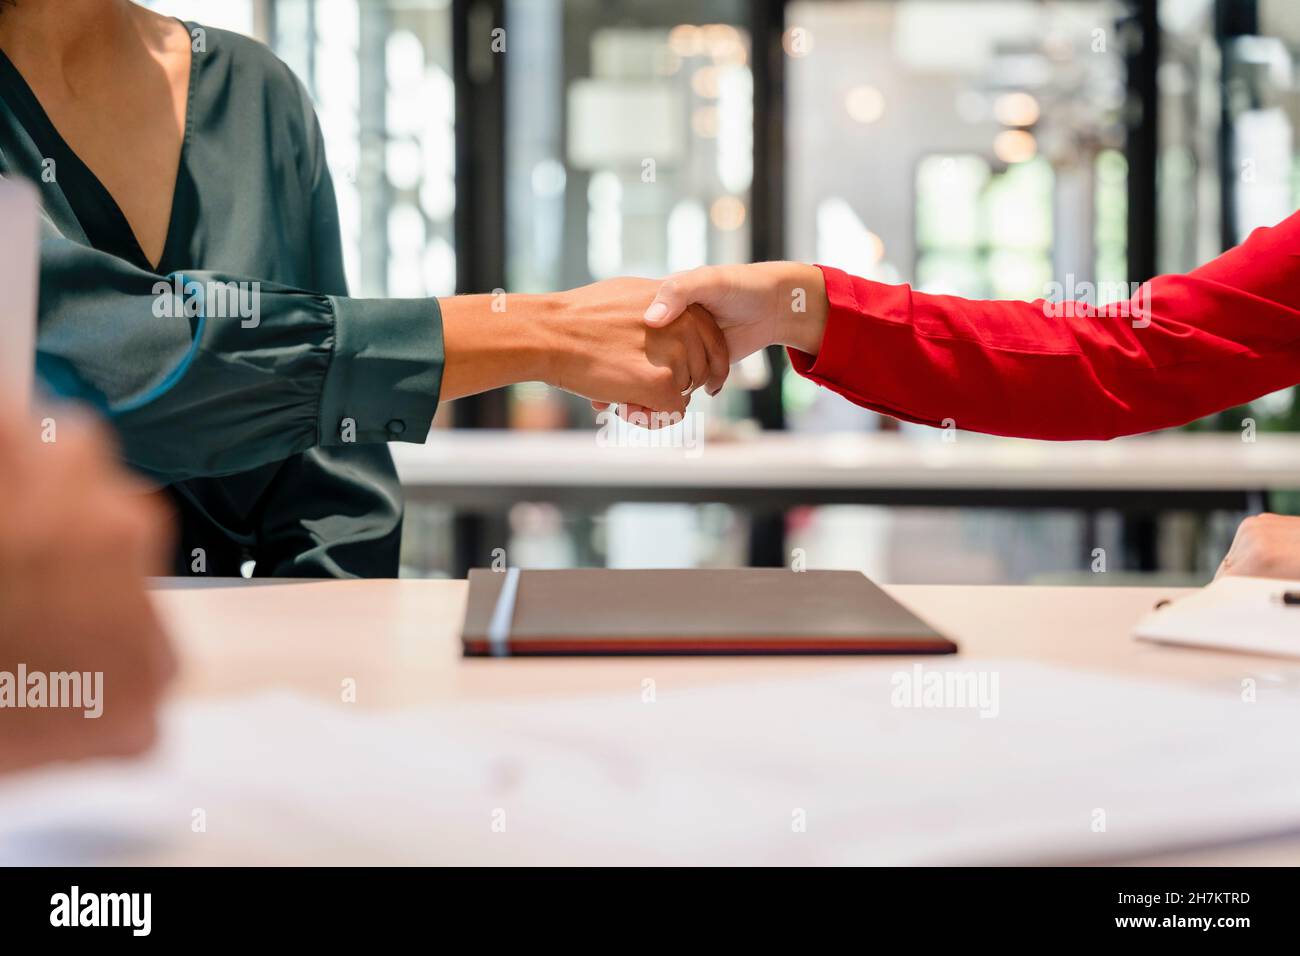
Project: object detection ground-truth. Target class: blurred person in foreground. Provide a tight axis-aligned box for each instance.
[628,210,1300,580]
[0,410,175,775]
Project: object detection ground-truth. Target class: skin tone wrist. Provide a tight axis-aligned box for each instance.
[773,262,830,355]
[436,293,559,402]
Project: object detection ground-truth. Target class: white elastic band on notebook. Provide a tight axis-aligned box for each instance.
[486,567,521,658]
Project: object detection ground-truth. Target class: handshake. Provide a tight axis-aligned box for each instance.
[437,262,829,426]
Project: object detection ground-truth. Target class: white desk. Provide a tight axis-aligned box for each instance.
[391,430,1295,511]
[129,577,1300,866]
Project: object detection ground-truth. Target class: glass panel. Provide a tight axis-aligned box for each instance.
[504,0,752,433]
[507,0,751,295]
[783,0,1127,585]
[276,1,457,576]
[786,0,1128,431]
[1094,148,1127,288]
[140,0,258,36]
[1156,0,1222,274]
[1224,36,1298,236]
[498,0,754,572]
[273,0,456,299]
[138,3,455,299]
[1208,4,1300,440]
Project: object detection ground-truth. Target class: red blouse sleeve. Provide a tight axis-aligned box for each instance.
[788,210,1300,440]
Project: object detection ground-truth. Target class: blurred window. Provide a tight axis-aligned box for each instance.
[142,0,258,36]
[914,153,1055,301]
[1156,0,1222,273]
[787,0,1127,429]
[504,0,753,431]
[1209,1,1300,434]
[143,1,456,300]
[506,0,751,295]
[1094,148,1128,288]
[274,0,456,299]
[1223,34,1296,239]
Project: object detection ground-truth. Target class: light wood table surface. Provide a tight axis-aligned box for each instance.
[148,577,1300,865]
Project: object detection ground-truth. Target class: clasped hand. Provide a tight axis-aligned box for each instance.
[547,277,730,420]
[439,266,827,425]
[581,263,829,424]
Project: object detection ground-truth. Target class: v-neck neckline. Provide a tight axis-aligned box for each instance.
[0,17,197,273]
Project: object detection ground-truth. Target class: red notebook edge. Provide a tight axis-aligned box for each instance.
[463,636,959,657]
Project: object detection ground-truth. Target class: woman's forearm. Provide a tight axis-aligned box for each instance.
[770,262,830,355]
[437,293,556,402]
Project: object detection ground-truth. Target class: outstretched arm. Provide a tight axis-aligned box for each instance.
[34,221,726,483]
[642,211,1300,440]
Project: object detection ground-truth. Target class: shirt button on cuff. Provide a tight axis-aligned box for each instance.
[385,419,406,436]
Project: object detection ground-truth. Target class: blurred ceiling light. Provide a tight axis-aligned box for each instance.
[864,230,886,265]
[656,48,683,76]
[419,174,454,221]
[669,24,703,58]
[844,85,886,124]
[710,195,747,231]
[692,65,721,98]
[714,46,748,68]
[667,200,708,274]
[702,23,746,65]
[993,92,1040,127]
[993,129,1038,164]
[530,158,566,198]
[421,237,455,298]
[692,106,720,138]
[781,26,814,58]
[385,139,422,190]
[1043,33,1073,61]
[387,202,425,254]
[587,169,623,205]
[715,66,753,194]
[385,30,425,89]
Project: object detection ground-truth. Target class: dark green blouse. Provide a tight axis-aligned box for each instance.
[0,23,444,577]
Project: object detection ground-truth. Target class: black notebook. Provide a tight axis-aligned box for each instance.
[461,568,956,657]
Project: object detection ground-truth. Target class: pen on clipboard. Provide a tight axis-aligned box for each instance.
[1156,590,1300,610]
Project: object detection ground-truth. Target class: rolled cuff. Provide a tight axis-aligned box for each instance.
[319,295,443,446]
[787,264,913,382]
[786,266,860,383]
[785,265,946,429]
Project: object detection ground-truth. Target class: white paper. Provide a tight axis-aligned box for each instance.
[1135,575,1300,659]
[3,661,1300,865]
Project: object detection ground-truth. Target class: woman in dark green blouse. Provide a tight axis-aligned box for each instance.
[0,1,727,577]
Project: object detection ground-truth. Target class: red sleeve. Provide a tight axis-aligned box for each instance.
[788,210,1300,440]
